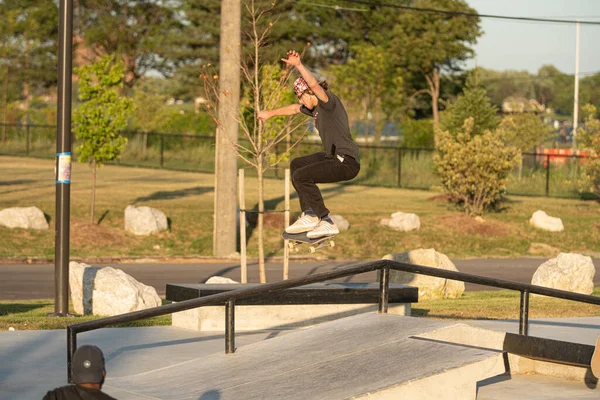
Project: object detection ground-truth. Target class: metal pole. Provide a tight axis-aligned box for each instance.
[238,169,247,283]
[572,21,580,148]
[283,169,290,280]
[225,300,235,354]
[67,327,76,383]
[545,155,550,197]
[519,290,530,336]
[397,148,402,188]
[52,0,73,317]
[378,267,390,313]
[26,116,30,156]
[160,133,164,168]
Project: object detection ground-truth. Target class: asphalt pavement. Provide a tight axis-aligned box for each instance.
[2,257,599,300]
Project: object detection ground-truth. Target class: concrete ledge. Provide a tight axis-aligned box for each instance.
[415,323,598,384]
[168,282,417,331]
[173,303,411,331]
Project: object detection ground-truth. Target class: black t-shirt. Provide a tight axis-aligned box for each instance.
[300,90,360,163]
[43,385,117,400]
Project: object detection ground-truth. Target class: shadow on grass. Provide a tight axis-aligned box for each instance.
[133,186,213,203]
[411,308,500,321]
[0,302,51,316]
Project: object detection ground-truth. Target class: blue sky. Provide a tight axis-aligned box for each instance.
[465,0,600,75]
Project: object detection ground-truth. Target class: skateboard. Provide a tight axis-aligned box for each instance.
[592,335,600,378]
[282,231,336,253]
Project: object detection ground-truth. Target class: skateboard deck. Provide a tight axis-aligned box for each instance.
[282,231,336,253]
[592,335,600,378]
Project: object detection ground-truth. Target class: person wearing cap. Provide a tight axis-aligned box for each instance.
[43,345,116,400]
[258,50,360,238]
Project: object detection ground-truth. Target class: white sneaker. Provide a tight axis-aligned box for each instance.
[306,217,339,238]
[285,212,319,234]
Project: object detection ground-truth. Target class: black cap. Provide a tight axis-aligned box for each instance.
[71,345,105,384]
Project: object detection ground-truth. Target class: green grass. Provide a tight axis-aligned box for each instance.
[1,155,600,260]
[0,299,171,330]
[3,289,599,331]
[413,287,600,320]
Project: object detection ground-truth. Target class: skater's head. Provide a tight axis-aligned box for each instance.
[293,77,328,109]
[71,345,106,388]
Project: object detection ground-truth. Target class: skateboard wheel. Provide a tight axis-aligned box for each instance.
[287,242,294,250]
[330,240,335,248]
[309,246,316,253]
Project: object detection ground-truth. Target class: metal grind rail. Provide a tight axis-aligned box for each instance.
[66,259,600,382]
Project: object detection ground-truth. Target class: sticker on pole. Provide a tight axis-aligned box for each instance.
[56,152,72,184]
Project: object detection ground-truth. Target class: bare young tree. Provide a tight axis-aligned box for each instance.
[203,0,309,282]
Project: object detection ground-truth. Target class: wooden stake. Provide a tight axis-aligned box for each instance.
[238,169,247,283]
[283,168,290,280]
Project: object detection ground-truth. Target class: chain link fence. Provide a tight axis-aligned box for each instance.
[0,123,593,198]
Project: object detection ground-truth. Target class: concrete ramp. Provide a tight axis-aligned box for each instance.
[104,313,506,400]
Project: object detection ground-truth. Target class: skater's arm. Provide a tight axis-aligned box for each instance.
[282,50,328,103]
[257,104,301,121]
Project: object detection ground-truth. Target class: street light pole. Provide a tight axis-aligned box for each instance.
[572,21,580,148]
[51,0,74,317]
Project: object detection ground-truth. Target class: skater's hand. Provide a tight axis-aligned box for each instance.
[257,110,272,121]
[281,50,302,67]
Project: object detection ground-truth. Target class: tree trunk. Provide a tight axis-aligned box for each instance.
[23,40,30,116]
[426,68,441,145]
[90,159,96,225]
[1,66,7,143]
[257,156,266,283]
[374,97,383,145]
[213,0,241,256]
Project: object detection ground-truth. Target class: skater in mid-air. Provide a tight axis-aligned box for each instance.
[258,50,361,238]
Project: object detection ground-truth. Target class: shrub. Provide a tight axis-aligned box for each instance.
[435,118,519,215]
[578,104,600,198]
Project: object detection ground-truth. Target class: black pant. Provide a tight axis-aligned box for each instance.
[290,152,360,218]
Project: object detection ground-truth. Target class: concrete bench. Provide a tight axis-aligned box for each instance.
[166,282,418,332]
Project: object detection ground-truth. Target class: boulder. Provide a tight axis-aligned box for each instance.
[124,205,168,236]
[330,215,350,232]
[529,210,564,232]
[69,262,161,316]
[206,276,239,284]
[531,253,595,295]
[383,248,464,300]
[0,207,48,230]
[380,211,420,232]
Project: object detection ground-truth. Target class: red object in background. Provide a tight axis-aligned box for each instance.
[539,148,591,167]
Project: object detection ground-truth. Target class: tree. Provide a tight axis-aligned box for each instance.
[497,113,551,176]
[171,0,406,99]
[578,104,600,198]
[402,118,434,148]
[203,1,309,281]
[440,76,500,137]
[0,0,58,134]
[76,0,184,87]
[435,118,519,215]
[389,0,482,137]
[329,44,404,144]
[74,56,134,224]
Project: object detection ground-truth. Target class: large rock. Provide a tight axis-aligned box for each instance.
[330,215,350,232]
[380,211,420,232]
[383,248,465,300]
[531,253,595,295]
[206,276,239,284]
[69,262,161,316]
[0,207,48,230]
[529,210,564,232]
[124,205,168,236]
